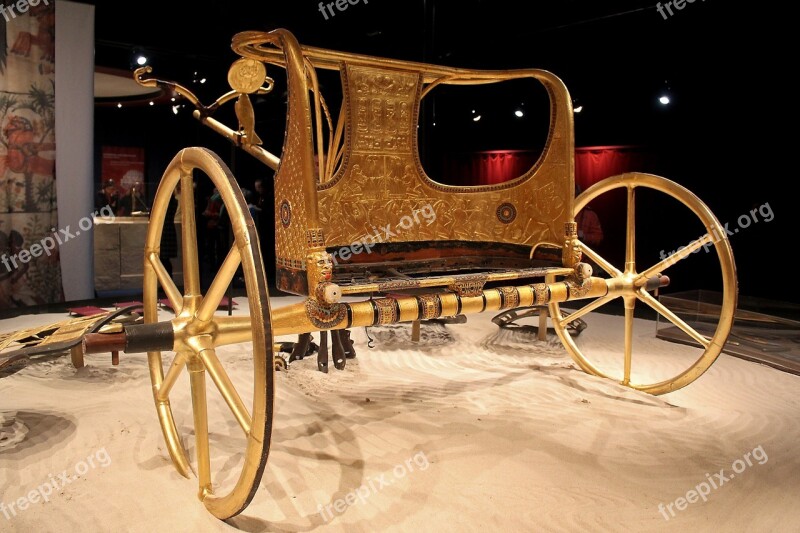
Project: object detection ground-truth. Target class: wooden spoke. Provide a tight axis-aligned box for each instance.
[579,242,623,278]
[148,253,182,311]
[199,348,252,435]
[180,170,201,299]
[188,360,212,494]
[196,246,241,322]
[625,185,636,274]
[638,234,714,281]
[559,295,617,327]
[156,351,189,403]
[637,289,711,349]
[623,301,634,385]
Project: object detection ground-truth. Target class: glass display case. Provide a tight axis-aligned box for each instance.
[656,290,800,376]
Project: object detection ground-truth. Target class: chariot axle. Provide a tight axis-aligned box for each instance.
[83,273,670,355]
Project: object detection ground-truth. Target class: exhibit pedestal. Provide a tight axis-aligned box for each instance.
[93,217,183,295]
[656,290,800,375]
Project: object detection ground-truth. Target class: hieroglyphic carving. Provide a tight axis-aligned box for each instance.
[306,229,326,248]
[566,277,592,299]
[531,283,549,305]
[377,279,422,292]
[562,222,582,268]
[374,298,399,325]
[417,294,442,320]
[448,273,488,297]
[498,287,521,309]
[228,58,267,94]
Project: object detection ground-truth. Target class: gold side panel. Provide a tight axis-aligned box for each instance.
[274,113,311,271]
[272,35,318,273]
[317,63,573,250]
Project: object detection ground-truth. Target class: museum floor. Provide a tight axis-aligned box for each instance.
[1,297,798,532]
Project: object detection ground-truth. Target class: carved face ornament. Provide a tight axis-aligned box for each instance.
[309,251,333,283]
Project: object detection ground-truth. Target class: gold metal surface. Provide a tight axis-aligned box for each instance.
[312,61,572,253]
[228,58,268,94]
[340,267,571,297]
[191,111,280,170]
[306,250,333,302]
[548,173,738,395]
[143,147,273,519]
[296,56,562,251]
[122,28,738,520]
[234,94,263,146]
[439,293,460,318]
[142,29,575,293]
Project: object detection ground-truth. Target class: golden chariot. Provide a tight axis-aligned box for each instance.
[0,28,736,519]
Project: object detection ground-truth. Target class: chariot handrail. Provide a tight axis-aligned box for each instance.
[233,31,573,115]
[232,28,576,192]
[134,66,281,171]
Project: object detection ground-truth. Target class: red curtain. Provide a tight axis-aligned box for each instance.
[573,146,660,259]
[575,146,658,192]
[441,150,540,186]
[441,146,657,188]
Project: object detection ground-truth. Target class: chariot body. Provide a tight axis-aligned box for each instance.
[0,29,736,519]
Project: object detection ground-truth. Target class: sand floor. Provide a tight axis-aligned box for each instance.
[1,297,798,532]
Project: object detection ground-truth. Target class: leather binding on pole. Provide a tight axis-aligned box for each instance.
[124,322,175,353]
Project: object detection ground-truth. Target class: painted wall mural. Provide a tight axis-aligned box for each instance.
[0,2,62,307]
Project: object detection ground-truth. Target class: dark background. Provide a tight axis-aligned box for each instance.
[81,0,794,304]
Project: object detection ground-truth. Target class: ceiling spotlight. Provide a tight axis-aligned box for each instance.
[149,101,154,106]
[574,105,583,113]
[200,78,207,84]
[473,115,482,122]
[130,48,149,69]
[171,97,176,102]
[514,109,524,118]
[117,103,122,109]
[659,80,673,106]
[172,105,180,115]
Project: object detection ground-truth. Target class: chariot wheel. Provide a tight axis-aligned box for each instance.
[549,173,737,395]
[143,147,273,518]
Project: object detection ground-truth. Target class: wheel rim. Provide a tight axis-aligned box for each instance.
[550,173,737,395]
[143,147,273,518]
